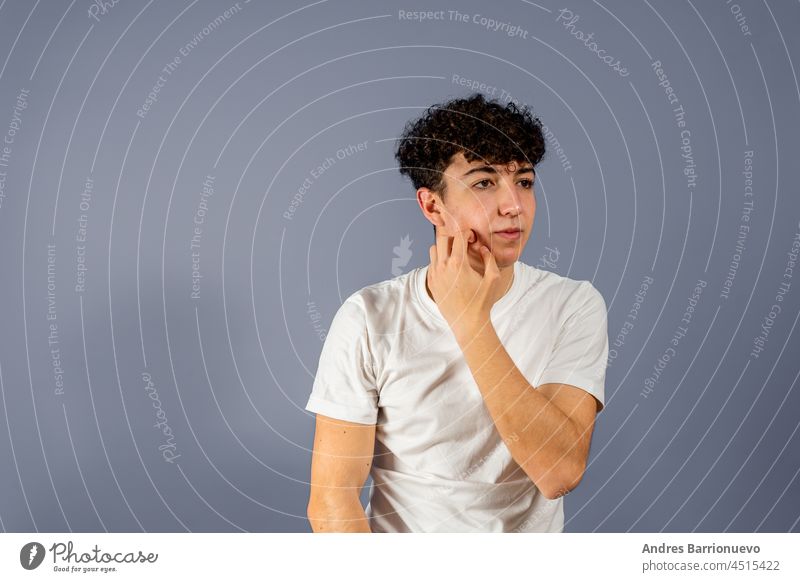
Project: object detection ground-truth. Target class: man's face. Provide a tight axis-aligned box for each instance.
[419,152,536,272]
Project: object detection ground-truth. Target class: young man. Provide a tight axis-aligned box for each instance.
[305,93,608,532]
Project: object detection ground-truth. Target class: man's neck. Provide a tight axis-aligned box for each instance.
[425,262,516,305]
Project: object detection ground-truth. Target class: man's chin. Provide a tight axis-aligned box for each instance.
[492,246,524,265]
[469,252,518,272]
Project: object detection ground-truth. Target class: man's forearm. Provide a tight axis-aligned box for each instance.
[452,317,585,498]
[308,494,372,532]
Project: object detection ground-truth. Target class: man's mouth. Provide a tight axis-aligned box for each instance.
[494,228,522,240]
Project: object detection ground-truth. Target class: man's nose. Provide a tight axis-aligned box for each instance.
[497,178,522,216]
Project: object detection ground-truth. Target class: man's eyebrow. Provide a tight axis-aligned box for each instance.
[461,165,535,177]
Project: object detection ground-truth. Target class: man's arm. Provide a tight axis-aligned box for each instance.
[426,227,602,500]
[307,413,375,532]
[454,319,598,500]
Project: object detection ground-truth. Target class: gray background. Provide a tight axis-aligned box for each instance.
[0,0,798,533]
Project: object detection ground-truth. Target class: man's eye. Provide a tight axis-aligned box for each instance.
[519,179,534,189]
[474,179,492,189]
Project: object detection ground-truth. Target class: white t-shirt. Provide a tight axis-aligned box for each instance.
[305,259,608,532]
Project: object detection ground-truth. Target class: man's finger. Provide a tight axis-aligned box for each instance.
[479,246,500,284]
[453,227,471,263]
[435,226,451,262]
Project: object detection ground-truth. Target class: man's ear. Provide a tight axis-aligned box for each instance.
[417,187,445,230]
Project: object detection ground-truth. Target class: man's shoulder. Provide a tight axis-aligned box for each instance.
[341,267,421,319]
[517,261,604,310]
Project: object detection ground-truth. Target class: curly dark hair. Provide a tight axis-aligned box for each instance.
[394,92,546,199]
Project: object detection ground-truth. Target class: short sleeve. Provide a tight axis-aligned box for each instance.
[304,297,379,425]
[537,282,609,411]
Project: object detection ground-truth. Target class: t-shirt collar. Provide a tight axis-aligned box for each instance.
[415,260,524,323]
